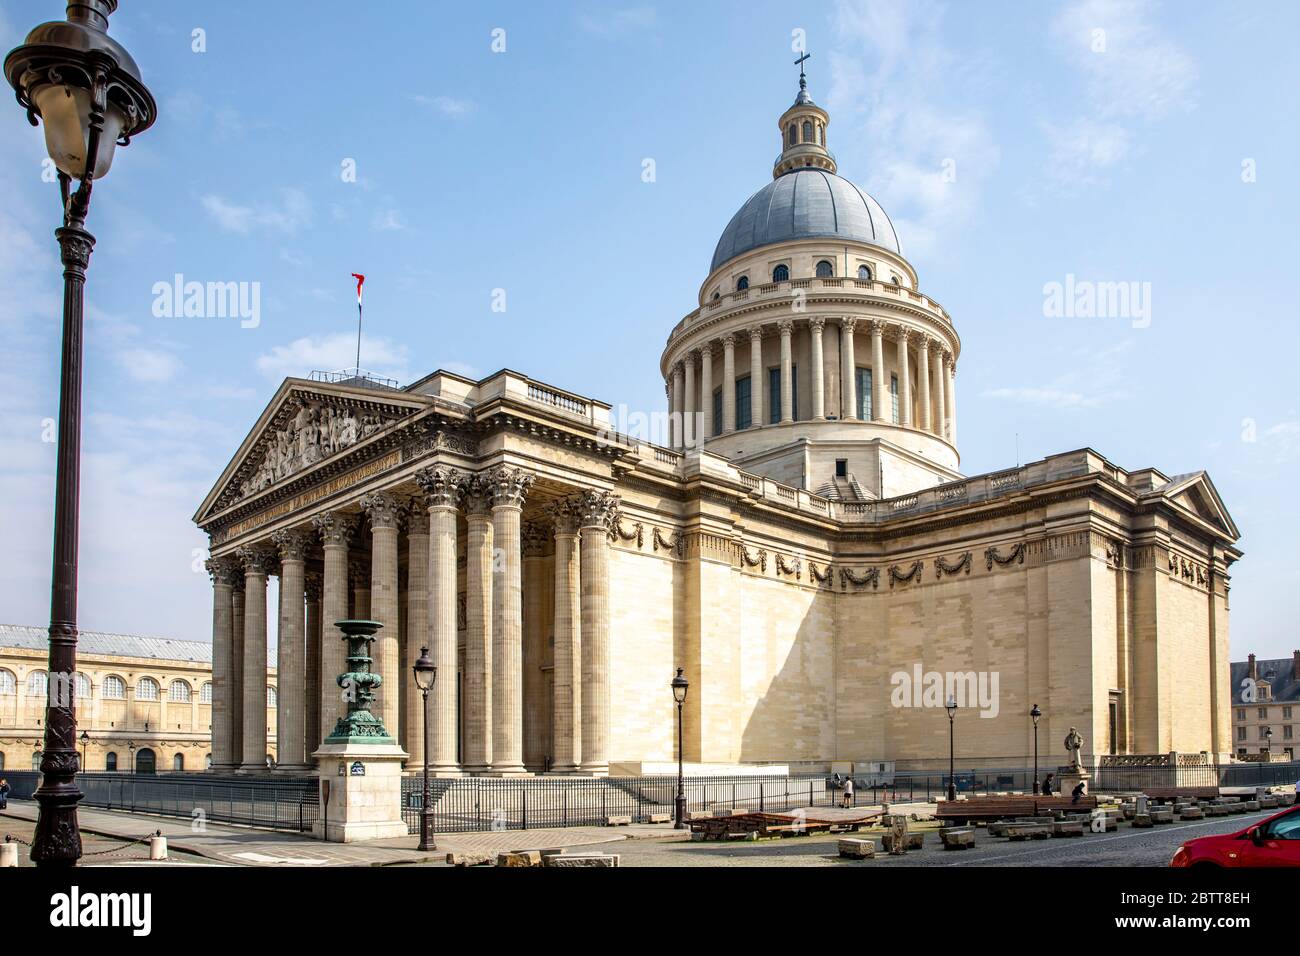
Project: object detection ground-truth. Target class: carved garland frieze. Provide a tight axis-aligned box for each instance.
[889,560,925,588]
[610,514,644,549]
[934,551,972,578]
[652,527,683,558]
[840,567,881,591]
[810,562,834,587]
[984,543,1026,571]
[775,554,802,580]
[741,546,768,572]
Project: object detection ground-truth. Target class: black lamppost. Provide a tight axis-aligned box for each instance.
[412,646,437,852]
[1264,726,1273,754]
[5,0,157,868]
[127,740,135,774]
[79,730,89,771]
[1030,704,1042,794]
[946,695,958,802]
[671,668,689,829]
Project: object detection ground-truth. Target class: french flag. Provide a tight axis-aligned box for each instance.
[351,272,365,306]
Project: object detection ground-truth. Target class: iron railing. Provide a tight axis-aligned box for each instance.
[0,770,317,833]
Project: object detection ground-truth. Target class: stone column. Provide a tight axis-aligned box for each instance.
[748,328,763,428]
[840,317,858,419]
[932,346,947,440]
[312,511,355,748]
[487,465,534,775]
[870,320,887,422]
[721,334,736,433]
[945,356,957,445]
[360,492,404,738]
[682,352,697,449]
[349,559,370,619]
[809,317,826,420]
[230,578,244,764]
[272,529,310,771]
[670,361,684,450]
[461,474,494,772]
[205,558,239,771]
[699,343,714,441]
[238,546,277,772]
[577,490,617,776]
[404,503,430,768]
[415,466,463,775]
[304,570,322,763]
[547,499,582,772]
[897,329,912,427]
[778,320,794,423]
[917,336,932,432]
[522,520,549,771]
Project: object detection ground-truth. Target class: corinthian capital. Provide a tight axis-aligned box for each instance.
[486,465,535,509]
[777,319,794,336]
[545,497,582,535]
[577,489,620,530]
[205,557,242,588]
[808,316,826,334]
[522,520,551,556]
[459,472,494,517]
[272,529,312,562]
[405,500,430,535]
[312,511,357,548]
[415,466,464,509]
[360,491,405,529]
[237,546,278,576]
[840,316,858,334]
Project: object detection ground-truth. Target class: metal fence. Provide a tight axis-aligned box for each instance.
[0,770,318,833]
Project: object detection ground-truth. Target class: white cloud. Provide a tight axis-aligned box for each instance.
[578,5,657,36]
[254,332,414,383]
[115,347,182,384]
[983,386,1111,410]
[984,340,1132,409]
[409,94,475,117]
[372,208,404,231]
[1045,0,1196,184]
[828,0,1000,259]
[200,188,312,236]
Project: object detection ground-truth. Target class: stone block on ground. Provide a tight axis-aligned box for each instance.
[605,814,632,826]
[1149,808,1174,824]
[1132,814,1153,828]
[446,852,492,867]
[1053,821,1084,837]
[497,851,542,867]
[1244,801,1260,812]
[545,853,619,868]
[645,812,672,824]
[838,838,876,859]
[1005,823,1052,841]
[940,828,975,850]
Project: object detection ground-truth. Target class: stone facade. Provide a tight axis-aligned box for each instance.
[193,76,1241,775]
[0,625,276,773]
[1230,652,1300,759]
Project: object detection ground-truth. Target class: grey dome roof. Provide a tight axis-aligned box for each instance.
[710,169,900,273]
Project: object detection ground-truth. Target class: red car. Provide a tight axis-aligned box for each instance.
[1171,803,1300,868]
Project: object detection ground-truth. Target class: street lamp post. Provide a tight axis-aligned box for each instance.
[1030,704,1042,795]
[412,646,437,852]
[671,668,689,829]
[1264,726,1273,755]
[79,730,89,771]
[5,0,156,868]
[127,740,135,774]
[946,695,958,802]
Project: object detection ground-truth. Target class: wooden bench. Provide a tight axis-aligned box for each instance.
[1142,787,1219,802]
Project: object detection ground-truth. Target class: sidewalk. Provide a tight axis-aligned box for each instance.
[0,800,678,867]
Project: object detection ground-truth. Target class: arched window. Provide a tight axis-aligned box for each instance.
[169,679,192,703]
[711,291,720,301]
[32,751,42,770]
[802,120,813,142]
[102,675,125,699]
[136,677,160,701]
[0,669,15,695]
[772,264,790,283]
[819,125,825,146]
[173,753,185,771]
[891,275,901,286]
[736,276,749,291]
[816,260,834,278]
[105,752,118,772]
[201,682,213,704]
[788,124,797,146]
[267,686,278,708]
[858,265,872,281]
[27,671,47,697]
[74,672,91,700]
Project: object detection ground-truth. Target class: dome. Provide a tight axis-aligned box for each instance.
[710,169,900,274]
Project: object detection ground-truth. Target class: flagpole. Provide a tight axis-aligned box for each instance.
[355,299,362,373]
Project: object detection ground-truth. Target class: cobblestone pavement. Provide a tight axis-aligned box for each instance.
[560,811,1283,867]
[0,800,662,867]
[0,812,213,867]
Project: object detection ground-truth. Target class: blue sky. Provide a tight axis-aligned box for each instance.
[1,0,1298,658]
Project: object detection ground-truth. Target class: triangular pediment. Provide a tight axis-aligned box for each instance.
[1157,471,1239,540]
[194,378,428,526]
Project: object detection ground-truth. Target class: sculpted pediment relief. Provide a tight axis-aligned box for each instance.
[1158,472,1238,540]
[213,390,414,512]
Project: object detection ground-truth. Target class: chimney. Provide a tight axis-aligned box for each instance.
[1293,650,1299,681]
[1248,653,1257,680]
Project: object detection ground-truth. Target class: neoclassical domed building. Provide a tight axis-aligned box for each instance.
[195,74,1241,777]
